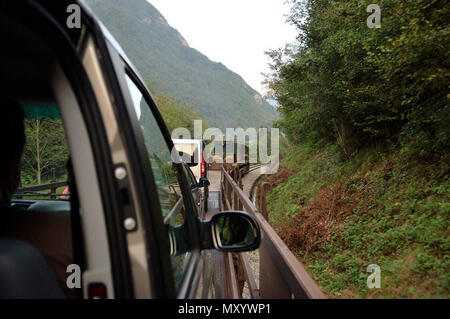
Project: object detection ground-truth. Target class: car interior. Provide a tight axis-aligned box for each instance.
[0,11,82,299]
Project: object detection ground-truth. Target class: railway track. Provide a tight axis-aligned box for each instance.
[247,164,263,174]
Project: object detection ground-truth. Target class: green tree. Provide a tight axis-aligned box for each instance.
[265,0,449,158]
[146,80,210,135]
[21,112,68,186]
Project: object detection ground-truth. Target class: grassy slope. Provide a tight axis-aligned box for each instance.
[266,143,449,298]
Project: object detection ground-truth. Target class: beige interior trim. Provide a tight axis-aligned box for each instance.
[81,35,152,298]
[52,65,114,299]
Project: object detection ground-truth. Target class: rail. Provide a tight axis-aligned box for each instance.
[14,181,69,199]
[247,164,262,173]
[220,166,326,299]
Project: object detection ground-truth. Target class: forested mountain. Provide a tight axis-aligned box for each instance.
[85,0,277,130]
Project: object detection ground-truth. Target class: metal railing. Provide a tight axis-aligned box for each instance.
[14,181,68,199]
[220,166,326,299]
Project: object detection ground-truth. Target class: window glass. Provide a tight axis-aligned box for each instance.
[14,105,70,200]
[182,164,197,189]
[124,74,191,289]
[181,164,201,218]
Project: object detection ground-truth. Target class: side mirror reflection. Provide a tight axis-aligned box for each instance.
[211,213,260,251]
[167,211,261,256]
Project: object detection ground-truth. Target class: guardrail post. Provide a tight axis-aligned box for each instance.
[238,169,243,210]
[50,168,56,199]
[260,182,272,221]
[238,186,243,211]
[257,184,263,213]
[229,168,233,208]
[233,168,239,210]
[17,179,23,199]
[225,252,240,299]
[234,254,245,297]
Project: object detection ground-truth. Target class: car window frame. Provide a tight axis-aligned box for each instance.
[112,56,204,298]
[181,163,202,218]
[88,30,177,297]
[7,1,147,299]
[184,163,199,189]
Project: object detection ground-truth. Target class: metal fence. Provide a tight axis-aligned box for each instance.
[15,181,68,199]
[220,166,326,299]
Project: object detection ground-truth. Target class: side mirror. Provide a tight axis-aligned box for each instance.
[201,211,260,252]
[198,176,210,188]
[167,211,261,256]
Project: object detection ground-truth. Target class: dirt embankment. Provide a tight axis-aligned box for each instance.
[276,181,357,253]
[264,166,385,255]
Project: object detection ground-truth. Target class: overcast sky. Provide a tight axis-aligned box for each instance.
[148,0,298,95]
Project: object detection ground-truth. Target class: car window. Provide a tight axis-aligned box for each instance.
[124,74,194,290]
[14,105,70,201]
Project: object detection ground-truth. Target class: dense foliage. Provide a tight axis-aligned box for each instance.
[147,82,210,134]
[20,107,68,187]
[86,0,278,130]
[263,0,449,298]
[265,0,449,159]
